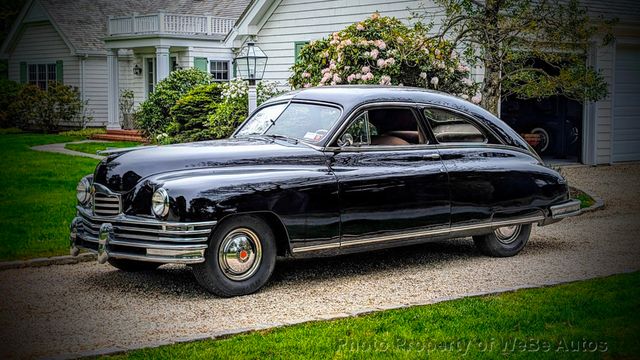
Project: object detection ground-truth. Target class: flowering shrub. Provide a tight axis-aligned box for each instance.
[156,78,286,143]
[290,13,481,102]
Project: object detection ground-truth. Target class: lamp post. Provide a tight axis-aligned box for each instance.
[234,42,268,113]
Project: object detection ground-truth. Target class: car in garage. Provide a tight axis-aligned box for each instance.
[70,86,581,297]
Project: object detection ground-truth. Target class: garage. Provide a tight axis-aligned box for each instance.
[612,44,640,162]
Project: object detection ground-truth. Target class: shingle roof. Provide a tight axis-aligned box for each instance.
[38,0,251,53]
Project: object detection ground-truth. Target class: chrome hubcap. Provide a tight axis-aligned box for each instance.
[218,228,262,281]
[495,225,521,244]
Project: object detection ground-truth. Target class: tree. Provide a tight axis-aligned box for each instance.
[430,0,616,115]
[290,13,480,101]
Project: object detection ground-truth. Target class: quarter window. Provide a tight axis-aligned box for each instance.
[28,63,57,90]
[424,108,487,143]
[210,60,230,81]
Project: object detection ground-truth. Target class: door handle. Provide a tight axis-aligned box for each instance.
[422,153,441,160]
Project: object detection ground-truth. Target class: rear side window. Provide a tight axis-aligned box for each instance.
[424,108,487,143]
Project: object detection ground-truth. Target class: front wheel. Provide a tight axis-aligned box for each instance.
[473,224,532,257]
[192,215,276,297]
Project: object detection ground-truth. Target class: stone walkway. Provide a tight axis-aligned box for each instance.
[31,140,106,160]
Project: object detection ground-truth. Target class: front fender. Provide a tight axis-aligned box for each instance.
[138,165,341,245]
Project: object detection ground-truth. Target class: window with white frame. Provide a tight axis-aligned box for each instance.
[209,60,229,81]
[28,63,57,89]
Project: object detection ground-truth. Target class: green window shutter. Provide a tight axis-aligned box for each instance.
[56,60,63,83]
[232,61,237,78]
[20,62,27,83]
[294,41,309,63]
[194,57,207,72]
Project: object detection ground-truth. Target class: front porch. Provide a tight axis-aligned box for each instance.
[104,13,236,130]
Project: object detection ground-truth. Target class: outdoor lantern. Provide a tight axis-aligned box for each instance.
[234,42,267,85]
[132,64,142,76]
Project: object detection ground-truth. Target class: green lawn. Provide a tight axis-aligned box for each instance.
[106,272,639,359]
[65,141,141,155]
[0,133,99,260]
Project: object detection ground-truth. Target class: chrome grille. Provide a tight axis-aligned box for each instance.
[93,192,121,216]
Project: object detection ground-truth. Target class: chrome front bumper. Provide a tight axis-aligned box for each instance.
[549,199,582,219]
[70,206,216,264]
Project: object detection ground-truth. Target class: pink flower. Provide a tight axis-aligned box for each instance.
[361,66,371,74]
[304,83,312,88]
[343,39,353,46]
[302,72,311,78]
[329,63,337,70]
[371,12,380,20]
[355,73,362,80]
[461,94,469,100]
[321,68,330,74]
[347,74,356,83]
[379,75,391,85]
[434,49,441,56]
[430,76,439,86]
[377,58,386,68]
[330,81,336,86]
[419,72,427,79]
[396,36,404,45]
[374,40,386,50]
[471,93,482,104]
[332,74,342,83]
[461,78,473,86]
[356,23,365,31]
[359,40,369,46]
[385,58,395,66]
[370,49,379,59]
[330,39,339,46]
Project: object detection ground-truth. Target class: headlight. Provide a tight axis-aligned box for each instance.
[151,188,170,218]
[76,177,91,205]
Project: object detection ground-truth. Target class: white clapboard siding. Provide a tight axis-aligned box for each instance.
[595,42,615,164]
[255,0,441,84]
[8,21,79,88]
[82,57,109,127]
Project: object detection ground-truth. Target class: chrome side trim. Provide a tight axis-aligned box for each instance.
[107,251,204,264]
[290,242,341,253]
[291,215,545,254]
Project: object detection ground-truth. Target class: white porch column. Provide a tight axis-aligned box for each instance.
[156,45,170,83]
[107,48,120,130]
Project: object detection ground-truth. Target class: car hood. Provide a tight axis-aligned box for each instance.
[93,138,324,192]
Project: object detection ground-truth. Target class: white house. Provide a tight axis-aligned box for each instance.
[1,0,639,165]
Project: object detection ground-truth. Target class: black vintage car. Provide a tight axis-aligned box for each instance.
[70,86,581,297]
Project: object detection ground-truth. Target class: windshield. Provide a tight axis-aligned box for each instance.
[234,102,342,144]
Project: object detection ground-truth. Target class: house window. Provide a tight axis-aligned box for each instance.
[28,63,57,89]
[294,41,310,63]
[209,60,229,81]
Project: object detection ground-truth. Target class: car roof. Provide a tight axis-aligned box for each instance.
[262,85,530,151]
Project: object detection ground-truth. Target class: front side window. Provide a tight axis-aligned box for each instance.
[210,60,229,81]
[337,107,426,147]
[235,102,342,144]
[28,63,57,90]
[424,108,487,143]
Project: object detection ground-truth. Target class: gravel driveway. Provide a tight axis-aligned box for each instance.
[1,164,639,359]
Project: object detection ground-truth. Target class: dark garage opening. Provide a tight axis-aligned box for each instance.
[501,95,583,163]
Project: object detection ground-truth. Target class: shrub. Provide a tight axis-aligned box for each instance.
[0,79,21,128]
[209,99,248,139]
[9,82,91,132]
[167,83,223,143]
[289,13,480,101]
[135,68,212,139]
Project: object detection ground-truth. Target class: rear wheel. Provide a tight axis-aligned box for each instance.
[107,258,161,272]
[192,215,276,297]
[473,224,532,257]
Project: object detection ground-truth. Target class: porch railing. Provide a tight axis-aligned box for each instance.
[108,13,236,37]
